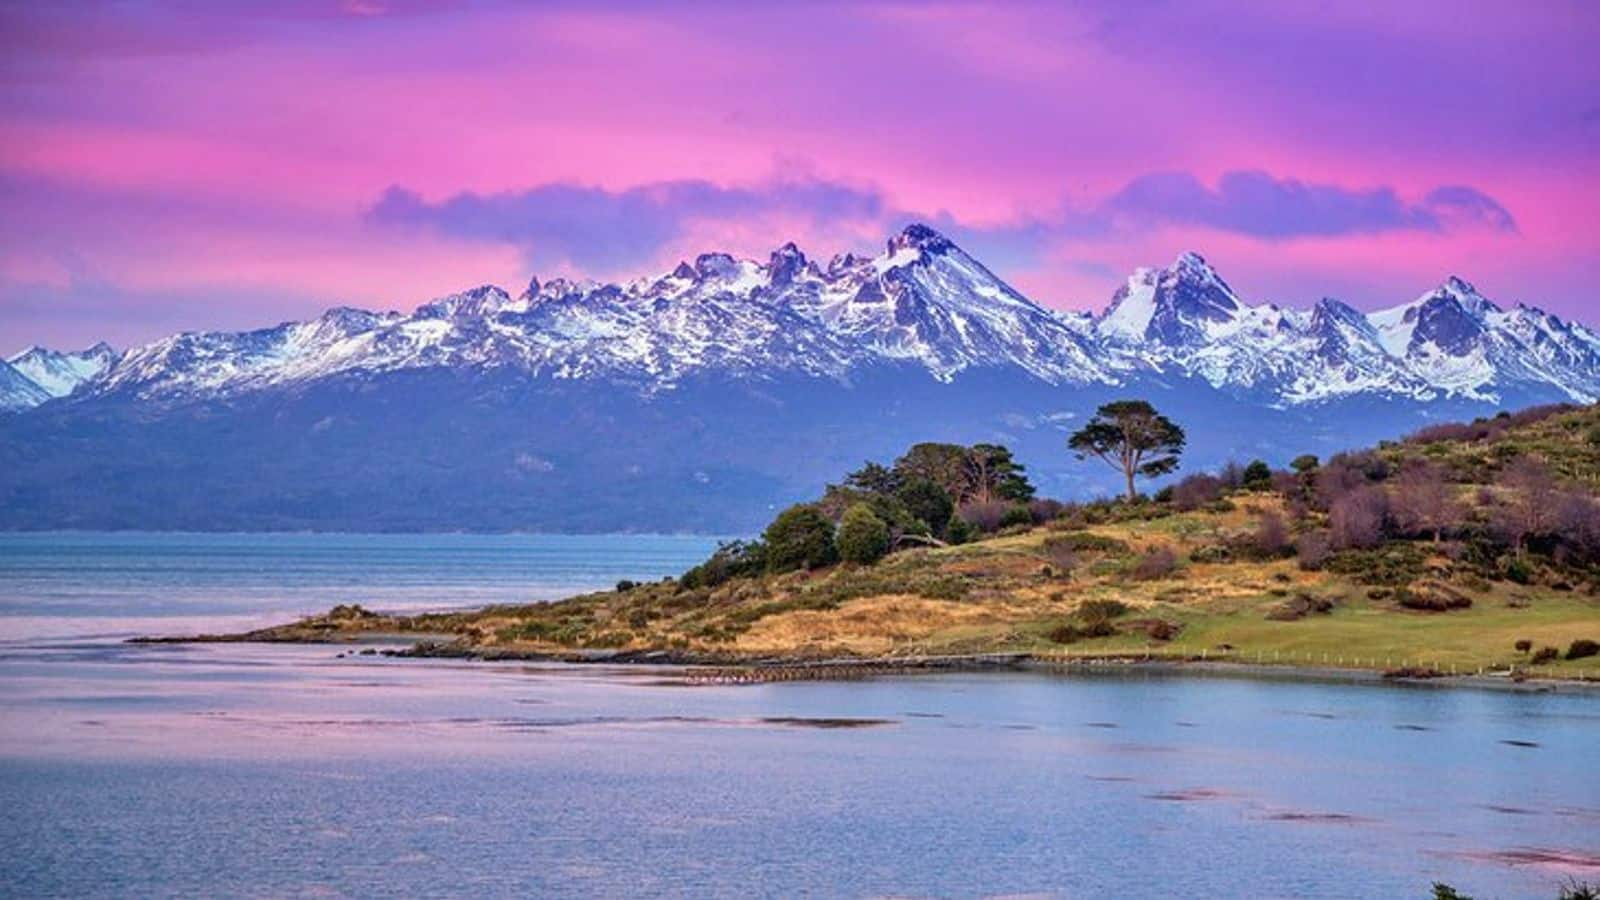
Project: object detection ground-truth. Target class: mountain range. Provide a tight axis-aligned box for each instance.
[3,224,1596,531]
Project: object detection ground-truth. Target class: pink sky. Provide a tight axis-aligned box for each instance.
[2,1,1597,349]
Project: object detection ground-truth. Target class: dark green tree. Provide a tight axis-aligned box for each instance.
[762,504,838,573]
[837,503,890,564]
[894,476,955,536]
[1068,400,1186,501]
[966,443,1035,503]
[1242,460,1273,491]
[893,443,972,501]
[843,461,899,495]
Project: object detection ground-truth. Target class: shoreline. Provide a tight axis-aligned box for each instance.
[132,631,1600,693]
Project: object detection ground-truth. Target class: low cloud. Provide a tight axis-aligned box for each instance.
[368,176,887,271]
[1100,170,1516,238]
[365,168,1518,277]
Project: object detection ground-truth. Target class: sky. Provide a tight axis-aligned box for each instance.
[2,0,1597,350]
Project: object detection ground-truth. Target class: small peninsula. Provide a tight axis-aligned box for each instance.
[158,402,1600,683]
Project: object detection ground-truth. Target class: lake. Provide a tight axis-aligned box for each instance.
[1,533,1596,898]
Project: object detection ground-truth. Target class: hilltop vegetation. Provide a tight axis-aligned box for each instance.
[238,403,1600,678]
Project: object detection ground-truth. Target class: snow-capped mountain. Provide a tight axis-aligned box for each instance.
[0,360,51,411]
[9,224,1595,413]
[1092,252,1599,405]
[6,342,119,398]
[4,223,1596,532]
[82,224,1112,404]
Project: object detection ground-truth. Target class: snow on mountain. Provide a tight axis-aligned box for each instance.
[1092,255,1599,405]
[19,224,1600,411]
[0,360,51,411]
[89,225,1115,402]
[5,342,118,400]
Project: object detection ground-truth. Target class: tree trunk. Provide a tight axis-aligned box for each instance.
[1124,467,1136,501]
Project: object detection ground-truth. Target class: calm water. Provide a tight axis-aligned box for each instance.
[0,531,722,641]
[1,534,1597,898]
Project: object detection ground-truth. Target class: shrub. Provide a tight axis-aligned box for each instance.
[1027,498,1066,524]
[1000,504,1035,530]
[1514,639,1532,653]
[1492,457,1562,552]
[1170,473,1225,511]
[1045,531,1132,555]
[1077,599,1129,624]
[1253,511,1292,558]
[1046,622,1083,644]
[1557,493,1600,566]
[762,504,839,573]
[958,500,1011,534]
[681,539,766,589]
[1391,461,1459,542]
[1394,582,1472,612]
[1041,537,1079,573]
[1144,619,1181,641]
[615,579,638,593]
[1431,882,1472,900]
[1326,544,1427,586]
[1265,592,1335,621]
[1532,646,1560,664]
[1502,556,1533,584]
[837,503,890,565]
[1296,530,1333,571]
[1132,546,1178,580]
[1329,485,1390,550]
[944,513,977,545]
[1189,544,1232,564]
[1566,639,1600,661]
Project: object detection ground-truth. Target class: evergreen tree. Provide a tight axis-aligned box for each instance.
[1068,400,1186,501]
[837,503,890,564]
[762,504,838,573]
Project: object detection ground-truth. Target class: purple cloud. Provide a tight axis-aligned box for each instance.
[1102,170,1515,238]
[368,176,888,270]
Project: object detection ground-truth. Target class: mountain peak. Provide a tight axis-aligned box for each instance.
[887,223,954,256]
[1098,249,1240,344]
[767,242,807,285]
[415,284,512,319]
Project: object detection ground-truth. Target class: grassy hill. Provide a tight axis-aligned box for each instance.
[230,403,1600,679]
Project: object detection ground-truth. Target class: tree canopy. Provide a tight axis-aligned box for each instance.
[1068,400,1186,500]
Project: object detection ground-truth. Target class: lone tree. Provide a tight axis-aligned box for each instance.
[1068,400,1186,501]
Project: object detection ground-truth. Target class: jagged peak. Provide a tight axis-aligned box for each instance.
[414,284,512,318]
[886,222,954,256]
[1414,275,1499,318]
[767,242,807,285]
[693,252,737,279]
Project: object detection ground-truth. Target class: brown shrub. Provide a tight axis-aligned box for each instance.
[957,500,1010,533]
[1040,537,1078,573]
[1390,461,1459,542]
[1296,530,1333,570]
[1253,511,1292,558]
[1394,581,1472,612]
[1132,546,1178,580]
[1171,473,1225,511]
[1329,485,1389,550]
[1264,592,1336,621]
